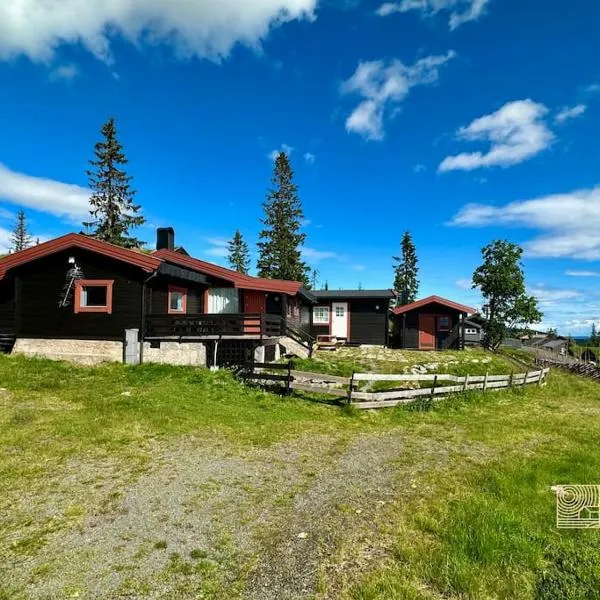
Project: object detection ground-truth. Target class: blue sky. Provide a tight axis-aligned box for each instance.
[0,0,599,334]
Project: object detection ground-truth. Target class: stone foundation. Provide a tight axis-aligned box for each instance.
[142,341,207,367]
[12,338,123,365]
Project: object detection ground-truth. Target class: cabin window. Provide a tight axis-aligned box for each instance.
[313,306,330,324]
[208,288,239,314]
[74,280,114,314]
[335,305,345,318]
[168,286,187,314]
[438,316,451,331]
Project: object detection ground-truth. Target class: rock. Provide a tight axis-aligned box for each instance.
[297,532,308,539]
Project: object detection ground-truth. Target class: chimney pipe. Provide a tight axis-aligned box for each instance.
[156,227,175,251]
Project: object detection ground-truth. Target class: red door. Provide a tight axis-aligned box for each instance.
[243,291,266,335]
[419,315,436,350]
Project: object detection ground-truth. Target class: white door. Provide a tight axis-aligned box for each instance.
[331,302,349,339]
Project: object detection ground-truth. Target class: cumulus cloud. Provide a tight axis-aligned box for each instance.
[439,99,554,171]
[304,152,316,164]
[0,162,90,221]
[451,186,600,259]
[554,104,587,124]
[0,227,11,253]
[565,270,600,277]
[0,0,317,63]
[376,0,490,30]
[268,144,294,161]
[342,51,456,140]
[529,286,582,306]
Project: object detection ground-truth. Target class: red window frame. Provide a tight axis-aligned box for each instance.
[168,285,188,314]
[437,315,451,331]
[74,280,114,314]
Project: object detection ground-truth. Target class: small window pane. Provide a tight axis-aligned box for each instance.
[313,307,329,324]
[438,316,450,331]
[335,306,345,317]
[170,292,184,312]
[82,286,107,307]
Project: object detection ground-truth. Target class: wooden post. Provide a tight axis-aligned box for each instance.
[538,369,544,386]
[524,371,530,387]
[509,371,514,388]
[347,371,355,405]
[483,371,489,393]
[286,360,292,396]
[463,373,469,392]
[430,375,438,401]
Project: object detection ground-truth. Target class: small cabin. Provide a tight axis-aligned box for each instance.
[392,295,476,350]
[309,290,395,346]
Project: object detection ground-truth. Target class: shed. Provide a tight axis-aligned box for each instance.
[392,295,476,350]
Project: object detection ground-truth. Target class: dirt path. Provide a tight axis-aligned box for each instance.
[3,431,407,599]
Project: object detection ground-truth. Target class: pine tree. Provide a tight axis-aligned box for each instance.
[227,230,250,274]
[591,323,598,345]
[393,231,419,306]
[83,117,145,248]
[257,152,309,285]
[10,209,32,253]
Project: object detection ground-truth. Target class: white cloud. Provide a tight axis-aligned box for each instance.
[268,143,293,161]
[554,104,587,124]
[414,163,426,173]
[455,278,473,290]
[530,285,582,306]
[303,247,338,263]
[376,0,490,30]
[352,264,366,271]
[0,227,11,253]
[565,270,600,277]
[50,63,79,81]
[0,0,317,63]
[0,162,90,221]
[204,236,230,259]
[585,83,600,94]
[304,152,316,164]
[451,186,600,259]
[342,51,456,140]
[439,99,554,171]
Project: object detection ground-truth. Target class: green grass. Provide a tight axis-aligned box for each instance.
[2,353,600,599]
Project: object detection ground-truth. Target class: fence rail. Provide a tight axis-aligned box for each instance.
[240,362,550,409]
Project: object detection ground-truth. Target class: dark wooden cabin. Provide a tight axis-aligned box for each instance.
[309,290,395,346]
[392,295,476,350]
[0,230,314,362]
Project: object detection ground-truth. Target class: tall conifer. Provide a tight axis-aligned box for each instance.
[227,230,250,274]
[393,231,419,306]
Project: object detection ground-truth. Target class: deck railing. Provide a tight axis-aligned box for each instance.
[145,313,286,339]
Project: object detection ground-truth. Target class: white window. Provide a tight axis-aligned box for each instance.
[335,305,345,318]
[313,306,329,324]
[208,288,239,314]
[465,328,478,335]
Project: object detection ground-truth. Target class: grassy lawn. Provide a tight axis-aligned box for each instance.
[1,352,599,599]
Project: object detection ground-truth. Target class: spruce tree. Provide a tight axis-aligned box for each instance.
[10,209,32,253]
[591,323,598,345]
[257,152,309,285]
[393,231,419,306]
[83,117,145,248]
[227,230,250,274]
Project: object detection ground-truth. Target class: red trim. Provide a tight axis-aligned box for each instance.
[0,233,161,280]
[153,248,303,295]
[74,279,114,314]
[393,295,476,316]
[168,285,188,314]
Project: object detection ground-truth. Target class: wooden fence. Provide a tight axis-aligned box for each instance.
[240,362,550,409]
[535,356,600,382]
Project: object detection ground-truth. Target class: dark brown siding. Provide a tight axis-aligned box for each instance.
[148,278,206,315]
[348,299,389,345]
[0,278,15,333]
[14,249,146,340]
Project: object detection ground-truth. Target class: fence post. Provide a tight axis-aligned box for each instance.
[430,375,438,401]
[347,371,355,405]
[538,369,545,386]
[524,371,530,387]
[509,371,514,388]
[463,373,469,392]
[483,371,488,393]
[286,360,292,396]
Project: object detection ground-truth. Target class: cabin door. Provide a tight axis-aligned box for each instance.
[244,291,266,314]
[419,315,436,350]
[331,302,349,339]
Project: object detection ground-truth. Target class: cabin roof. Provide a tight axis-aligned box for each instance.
[0,233,162,280]
[312,289,395,300]
[153,248,307,296]
[392,295,477,316]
